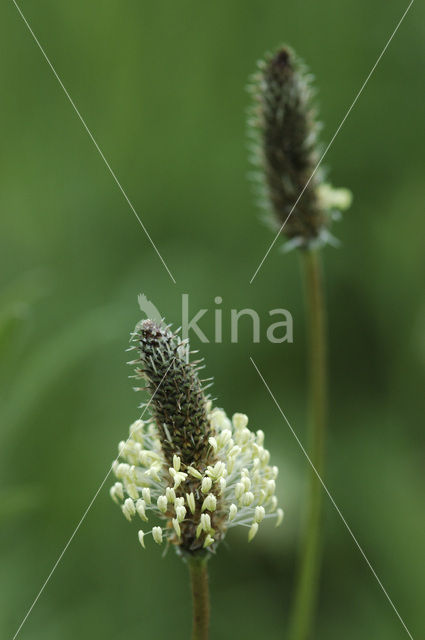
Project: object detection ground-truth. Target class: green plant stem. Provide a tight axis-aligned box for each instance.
[289,249,327,640]
[188,556,210,640]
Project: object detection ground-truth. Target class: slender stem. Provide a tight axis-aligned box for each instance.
[188,556,210,640]
[289,249,327,640]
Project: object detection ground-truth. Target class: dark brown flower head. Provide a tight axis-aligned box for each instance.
[131,319,213,467]
[248,45,351,247]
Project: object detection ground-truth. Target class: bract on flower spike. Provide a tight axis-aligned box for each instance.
[248,45,352,249]
[110,316,283,557]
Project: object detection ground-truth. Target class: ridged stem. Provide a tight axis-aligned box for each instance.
[188,556,210,640]
[289,249,327,640]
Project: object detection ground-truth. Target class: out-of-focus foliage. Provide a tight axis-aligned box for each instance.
[0,1,424,639]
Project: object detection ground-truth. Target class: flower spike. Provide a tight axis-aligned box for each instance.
[248,45,351,249]
[111,317,282,555]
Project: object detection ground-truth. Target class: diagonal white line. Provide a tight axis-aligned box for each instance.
[12,0,177,285]
[11,358,175,640]
[250,357,414,640]
[249,0,414,284]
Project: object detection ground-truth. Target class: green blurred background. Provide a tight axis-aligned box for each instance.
[1,0,424,638]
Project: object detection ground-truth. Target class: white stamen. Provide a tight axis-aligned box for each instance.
[166,487,176,503]
[187,466,202,479]
[276,508,284,527]
[142,487,151,504]
[248,522,258,542]
[157,495,168,513]
[173,454,181,471]
[138,530,145,548]
[176,505,187,522]
[201,494,217,512]
[229,504,238,520]
[172,518,181,538]
[232,413,248,429]
[136,499,148,521]
[152,526,163,544]
[254,506,265,523]
[186,492,196,514]
[201,477,213,494]
[203,534,215,548]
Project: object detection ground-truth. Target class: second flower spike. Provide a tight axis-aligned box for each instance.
[248,45,351,249]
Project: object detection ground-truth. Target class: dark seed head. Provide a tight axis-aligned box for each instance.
[249,46,325,244]
[132,319,213,467]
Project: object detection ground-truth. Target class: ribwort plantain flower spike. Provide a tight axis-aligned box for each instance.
[248,45,352,249]
[247,45,355,640]
[110,318,282,557]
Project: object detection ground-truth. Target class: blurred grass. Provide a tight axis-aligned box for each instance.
[1,0,424,638]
